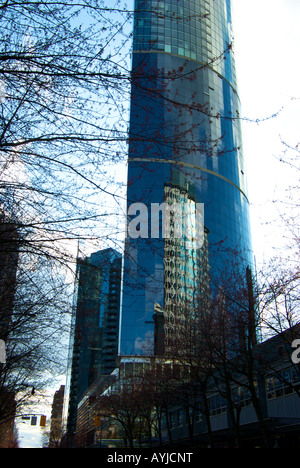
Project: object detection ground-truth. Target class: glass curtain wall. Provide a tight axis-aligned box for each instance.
[119,0,253,356]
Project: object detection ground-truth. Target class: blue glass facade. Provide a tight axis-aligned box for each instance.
[64,248,122,436]
[119,0,252,356]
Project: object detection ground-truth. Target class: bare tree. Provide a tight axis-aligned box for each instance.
[0,0,135,431]
[99,377,142,449]
[0,0,134,256]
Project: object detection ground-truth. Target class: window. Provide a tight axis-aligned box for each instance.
[266,368,300,400]
[232,386,253,408]
[209,394,227,416]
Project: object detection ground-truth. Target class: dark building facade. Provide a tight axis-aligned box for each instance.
[62,326,300,449]
[119,0,253,356]
[75,372,119,448]
[0,212,19,342]
[162,326,300,448]
[0,213,19,447]
[49,385,65,448]
[63,248,122,442]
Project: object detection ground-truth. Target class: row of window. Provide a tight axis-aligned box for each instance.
[133,0,236,87]
[167,369,300,428]
[266,368,300,400]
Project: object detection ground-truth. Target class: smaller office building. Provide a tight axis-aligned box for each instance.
[164,326,300,448]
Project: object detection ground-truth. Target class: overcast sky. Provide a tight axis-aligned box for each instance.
[232,0,300,267]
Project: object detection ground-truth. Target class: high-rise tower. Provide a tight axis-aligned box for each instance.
[63,248,122,442]
[119,0,252,356]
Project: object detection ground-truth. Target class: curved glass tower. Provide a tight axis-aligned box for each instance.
[119,0,252,356]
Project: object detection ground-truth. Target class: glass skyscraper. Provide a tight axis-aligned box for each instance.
[63,248,122,440]
[119,0,252,356]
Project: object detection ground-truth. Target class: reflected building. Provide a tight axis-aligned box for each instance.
[119,0,253,357]
[156,184,210,354]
